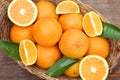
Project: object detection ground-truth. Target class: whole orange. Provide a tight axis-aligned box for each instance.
[58,13,83,31]
[65,62,80,77]
[87,37,110,58]
[33,18,62,46]
[10,25,34,43]
[36,44,62,69]
[59,29,89,59]
[36,1,58,19]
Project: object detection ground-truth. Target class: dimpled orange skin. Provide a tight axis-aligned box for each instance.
[10,25,34,43]
[58,13,83,31]
[65,62,80,77]
[36,0,58,19]
[87,37,110,58]
[59,29,89,59]
[36,44,62,69]
[33,18,62,46]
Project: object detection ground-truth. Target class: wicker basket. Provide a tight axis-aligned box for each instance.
[0,0,120,80]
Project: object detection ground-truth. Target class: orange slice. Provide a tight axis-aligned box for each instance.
[79,55,109,80]
[7,0,38,27]
[19,39,37,66]
[83,11,103,37]
[56,0,80,14]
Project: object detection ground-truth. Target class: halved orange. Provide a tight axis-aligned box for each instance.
[7,0,38,27]
[83,11,103,37]
[56,0,80,14]
[19,39,37,66]
[79,55,109,80]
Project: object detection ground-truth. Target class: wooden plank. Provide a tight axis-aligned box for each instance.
[81,0,120,27]
[0,50,40,80]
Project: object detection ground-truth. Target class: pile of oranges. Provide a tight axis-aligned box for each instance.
[8,0,110,80]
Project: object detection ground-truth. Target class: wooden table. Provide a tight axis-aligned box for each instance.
[0,0,120,80]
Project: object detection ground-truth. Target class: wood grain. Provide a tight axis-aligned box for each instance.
[0,0,120,80]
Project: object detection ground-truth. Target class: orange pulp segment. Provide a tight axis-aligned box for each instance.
[83,11,103,37]
[7,0,38,27]
[56,0,80,14]
[79,55,109,80]
[19,39,37,66]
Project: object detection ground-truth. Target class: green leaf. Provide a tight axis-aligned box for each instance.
[101,22,120,40]
[0,40,21,60]
[46,56,79,77]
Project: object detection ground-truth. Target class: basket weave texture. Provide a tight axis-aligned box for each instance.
[0,0,120,80]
